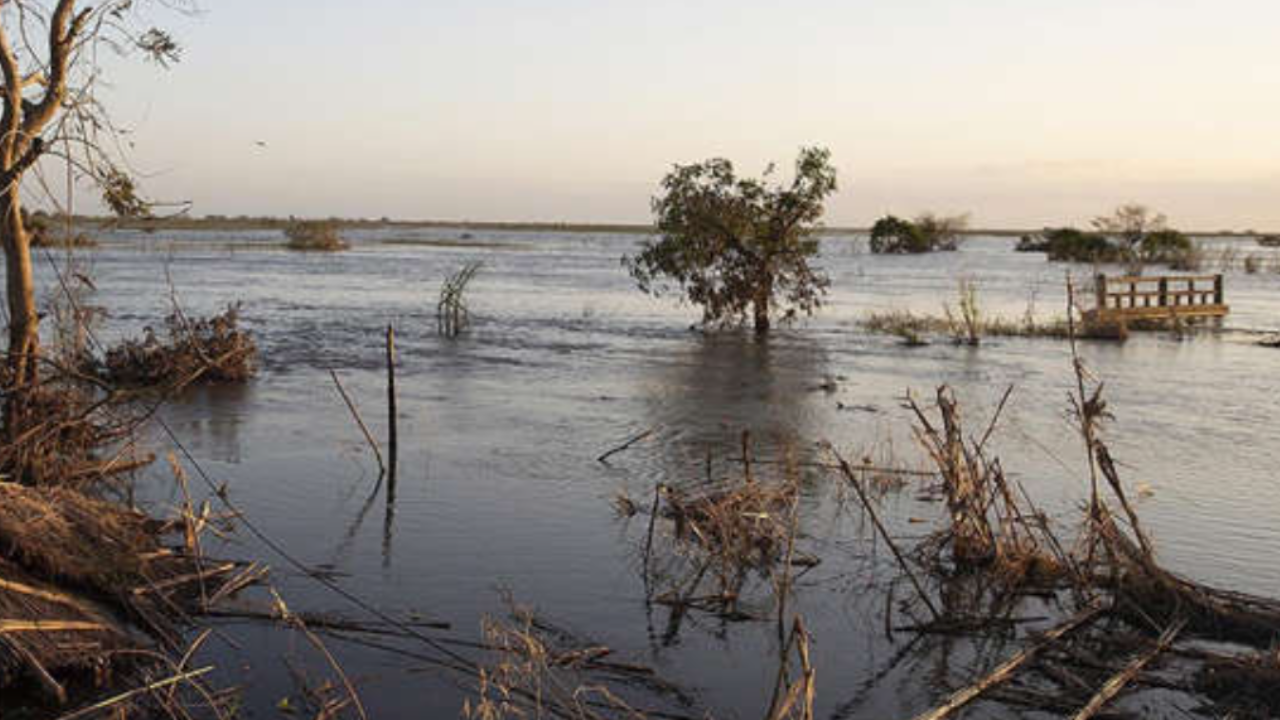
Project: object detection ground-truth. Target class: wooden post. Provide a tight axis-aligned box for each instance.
[386,325,398,487]
[1158,277,1167,307]
[1214,274,1224,305]
[1094,275,1107,315]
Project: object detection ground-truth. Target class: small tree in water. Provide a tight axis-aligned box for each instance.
[624,147,837,333]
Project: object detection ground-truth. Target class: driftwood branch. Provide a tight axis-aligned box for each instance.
[1070,618,1185,720]
[598,426,658,464]
[908,603,1104,720]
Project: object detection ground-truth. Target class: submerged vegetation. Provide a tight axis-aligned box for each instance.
[438,261,483,337]
[102,304,258,387]
[1017,204,1195,268]
[864,280,1072,345]
[284,219,350,251]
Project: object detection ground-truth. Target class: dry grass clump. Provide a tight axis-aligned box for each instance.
[863,309,1072,344]
[284,219,349,251]
[943,279,983,346]
[0,475,250,709]
[0,379,147,487]
[0,555,130,697]
[862,309,933,346]
[908,387,1068,589]
[662,477,797,572]
[102,303,257,388]
[651,469,801,620]
[438,261,482,337]
[0,483,165,593]
[465,600,693,720]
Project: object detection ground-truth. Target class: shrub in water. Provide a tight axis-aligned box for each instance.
[284,219,349,251]
[869,213,966,254]
[103,303,257,387]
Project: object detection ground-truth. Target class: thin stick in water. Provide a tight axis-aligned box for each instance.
[329,369,385,475]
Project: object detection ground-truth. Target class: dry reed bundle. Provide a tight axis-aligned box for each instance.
[438,261,482,337]
[0,376,148,487]
[0,480,251,708]
[0,557,127,702]
[650,467,802,620]
[465,601,696,720]
[102,303,257,388]
[907,387,1067,588]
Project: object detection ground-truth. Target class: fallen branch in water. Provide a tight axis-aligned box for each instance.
[1070,617,1185,720]
[909,602,1105,720]
[827,444,940,623]
[598,425,658,464]
[329,369,386,475]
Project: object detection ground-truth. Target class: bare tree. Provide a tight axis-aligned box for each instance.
[0,0,182,440]
[1091,204,1167,258]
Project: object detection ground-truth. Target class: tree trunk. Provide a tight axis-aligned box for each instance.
[2,185,39,438]
[753,277,772,334]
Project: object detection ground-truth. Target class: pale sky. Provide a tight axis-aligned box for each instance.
[98,0,1280,229]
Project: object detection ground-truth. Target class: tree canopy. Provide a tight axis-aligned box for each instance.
[869,213,968,254]
[624,147,837,333]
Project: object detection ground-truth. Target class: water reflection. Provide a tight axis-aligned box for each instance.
[166,382,252,464]
[639,330,833,485]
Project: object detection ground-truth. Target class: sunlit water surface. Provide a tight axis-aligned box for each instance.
[37,229,1280,718]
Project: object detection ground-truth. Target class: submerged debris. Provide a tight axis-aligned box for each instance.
[465,598,698,720]
[0,479,252,708]
[102,303,257,388]
[437,260,482,338]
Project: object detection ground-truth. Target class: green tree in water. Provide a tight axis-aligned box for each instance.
[625,147,837,333]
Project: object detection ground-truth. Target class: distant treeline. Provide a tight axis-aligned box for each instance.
[44,211,1275,238]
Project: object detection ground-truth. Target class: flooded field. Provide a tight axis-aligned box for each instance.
[40,228,1280,718]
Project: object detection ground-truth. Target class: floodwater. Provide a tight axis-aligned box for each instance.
[37,229,1280,718]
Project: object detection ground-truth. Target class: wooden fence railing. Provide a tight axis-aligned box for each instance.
[1091,274,1228,323]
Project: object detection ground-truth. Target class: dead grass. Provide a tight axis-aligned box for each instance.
[648,466,802,621]
[438,261,482,337]
[465,598,695,720]
[102,303,257,388]
[863,309,1073,343]
[284,220,349,251]
[0,474,250,710]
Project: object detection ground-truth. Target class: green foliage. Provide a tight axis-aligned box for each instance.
[869,215,927,254]
[623,147,836,332]
[868,213,966,254]
[1140,229,1192,263]
[100,168,152,219]
[1019,220,1190,266]
[1038,227,1119,262]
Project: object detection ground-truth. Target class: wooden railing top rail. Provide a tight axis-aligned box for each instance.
[1105,274,1221,285]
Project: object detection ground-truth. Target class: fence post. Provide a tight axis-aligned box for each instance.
[1095,274,1107,312]
[1158,277,1168,307]
[1214,274,1224,305]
